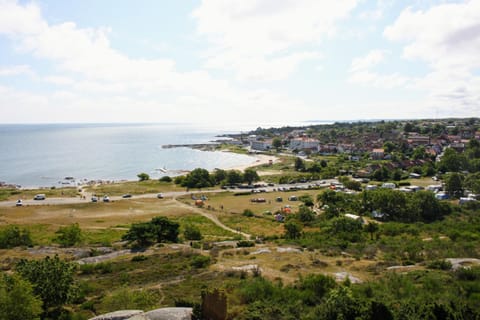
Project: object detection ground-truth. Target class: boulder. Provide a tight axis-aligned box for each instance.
[89,310,144,320]
[142,307,193,320]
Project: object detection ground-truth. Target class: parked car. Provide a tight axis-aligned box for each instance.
[122,194,132,198]
[157,193,164,199]
[103,196,110,202]
[16,199,23,206]
[91,196,98,202]
[33,194,45,200]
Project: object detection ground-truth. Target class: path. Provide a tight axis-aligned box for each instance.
[173,198,251,240]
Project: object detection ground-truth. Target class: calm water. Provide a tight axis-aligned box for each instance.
[0,123,255,188]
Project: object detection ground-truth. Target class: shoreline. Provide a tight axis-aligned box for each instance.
[222,153,278,172]
[5,151,279,190]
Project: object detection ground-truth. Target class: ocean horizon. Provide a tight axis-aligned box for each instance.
[0,122,275,189]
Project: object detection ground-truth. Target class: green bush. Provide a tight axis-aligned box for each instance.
[243,209,254,217]
[184,224,202,240]
[427,260,452,270]
[237,240,255,248]
[54,223,83,247]
[159,176,172,183]
[190,255,211,268]
[0,225,33,248]
[131,255,148,262]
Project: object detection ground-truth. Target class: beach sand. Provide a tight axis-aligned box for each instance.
[224,153,278,172]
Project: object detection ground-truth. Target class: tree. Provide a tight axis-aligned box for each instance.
[272,137,282,151]
[408,191,449,222]
[314,286,363,320]
[15,255,76,315]
[464,172,480,194]
[438,148,467,173]
[294,157,305,171]
[412,146,426,160]
[54,223,83,247]
[182,168,213,188]
[297,274,336,305]
[0,225,32,249]
[212,169,227,185]
[284,220,303,239]
[444,173,464,198]
[297,205,315,223]
[184,224,202,241]
[159,176,172,183]
[243,168,260,184]
[226,170,243,185]
[122,222,156,246]
[365,222,379,240]
[383,141,396,153]
[137,172,150,181]
[0,273,43,320]
[369,189,407,221]
[122,216,179,246]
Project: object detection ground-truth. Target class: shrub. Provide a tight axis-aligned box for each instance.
[122,216,179,247]
[159,176,172,183]
[427,260,452,270]
[137,172,150,181]
[237,240,255,248]
[243,209,254,217]
[131,255,148,262]
[54,223,83,247]
[190,255,211,268]
[0,225,33,248]
[184,225,202,240]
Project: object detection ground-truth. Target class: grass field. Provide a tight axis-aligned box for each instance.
[85,180,185,196]
[0,186,79,201]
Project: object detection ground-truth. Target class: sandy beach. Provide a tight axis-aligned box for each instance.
[224,153,278,172]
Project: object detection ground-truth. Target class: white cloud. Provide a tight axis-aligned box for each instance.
[0,0,46,35]
[348,49,410,88]
[0,0,316,124]
[193,0,358,81]
[44,75,74,85]
[384,0,480,112]
[0,64,32,76]
[350,49,387,72]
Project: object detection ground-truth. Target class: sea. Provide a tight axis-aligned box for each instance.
[0,123,265,188]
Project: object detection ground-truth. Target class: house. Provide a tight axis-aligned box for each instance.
[250,139,272,151]
[371,148,385,160]
[407,134,430,146]
[289,137,320,151]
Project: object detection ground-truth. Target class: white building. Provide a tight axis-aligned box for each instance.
[289,137,319,151]
[250,139,272,151]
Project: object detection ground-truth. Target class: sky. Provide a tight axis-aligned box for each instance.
[0,0,479,127]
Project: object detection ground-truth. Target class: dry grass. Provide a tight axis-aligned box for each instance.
[85,180,185,196]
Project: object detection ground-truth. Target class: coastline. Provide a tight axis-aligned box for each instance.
[222,153,278,172]
[5,151,278,190]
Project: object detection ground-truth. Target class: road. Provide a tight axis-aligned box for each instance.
[0,179,338,208]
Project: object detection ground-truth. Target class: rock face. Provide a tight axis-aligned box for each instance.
[143,307,193,320]
[89,310,144,320]
[89,308,193,320]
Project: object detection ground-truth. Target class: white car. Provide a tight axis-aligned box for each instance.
[16,199,23,206]
[103,196,110,202]
[33,194,46,200]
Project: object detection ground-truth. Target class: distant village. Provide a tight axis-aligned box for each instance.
[222,118,479,179]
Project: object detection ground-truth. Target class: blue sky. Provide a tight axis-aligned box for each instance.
[0,0,479,127]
